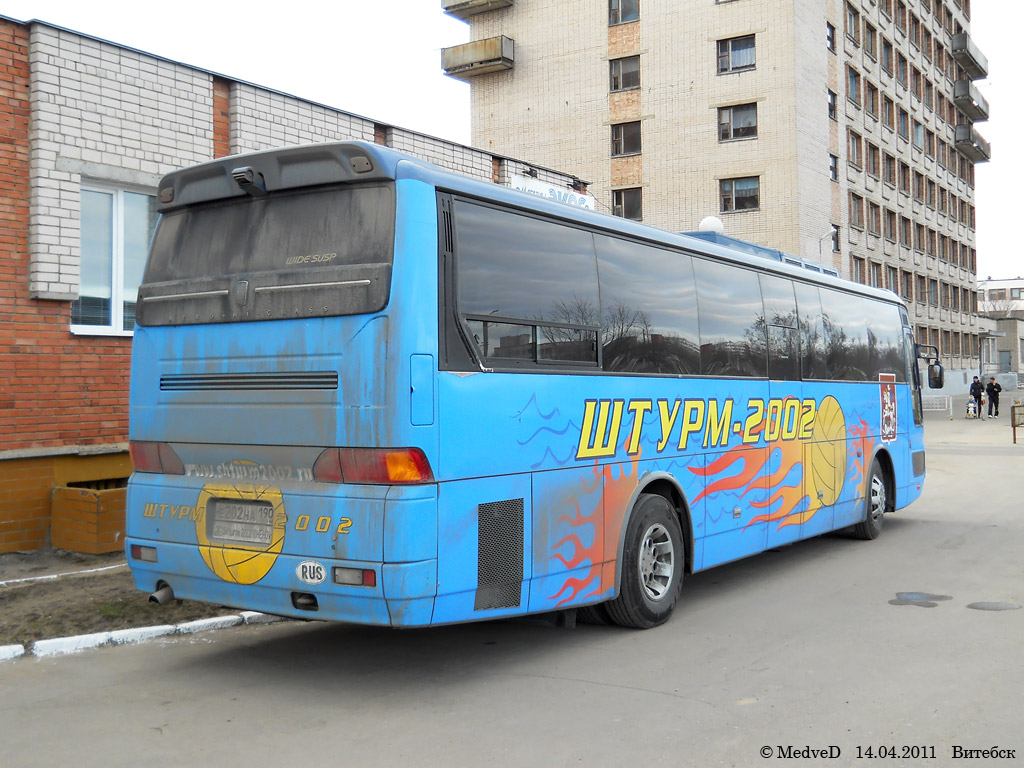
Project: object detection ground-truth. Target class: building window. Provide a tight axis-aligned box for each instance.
[928,278,938,306]
[611,121,642,156]
[912,120,925,149]
[864,23,877,58]
[898,161,910,193]
[870,261,883,288]
[612,188,642,220]
[609,0,639,25]
[916,276,927,304]
[717,35,756,73]
[868,202,881,235]
[828,89,838,120]
[885,208,897,241]
[884,152,896,185]
[848,130,863,168]
[897,108,909,140]
[720,176,760,212]
[847,65,861,104]
[849,192,865,229]
[896,53,908,86]
[831,223,841,252]
[718,103,757,140]
[610,56,640,91]
[901,270,913,301]
[851,256,866,283]
[830,153,839,181]
[846,3,861,44]
[71,186,157,333]
[867,143,880,177]
[827,22,837,52]
[882,96,895,130]
[865,82,879,117]
[881,38,893,73]
[900,216,912,247]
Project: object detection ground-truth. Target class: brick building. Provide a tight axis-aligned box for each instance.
[442,0,989,377]
[0,14,580,553]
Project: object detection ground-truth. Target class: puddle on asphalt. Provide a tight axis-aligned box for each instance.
[966,602,1022,612]
[888,592,953,607]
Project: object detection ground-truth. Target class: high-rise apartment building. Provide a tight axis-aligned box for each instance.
[442,0,989,373]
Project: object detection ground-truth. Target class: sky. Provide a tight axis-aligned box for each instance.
[2,1,1020,279]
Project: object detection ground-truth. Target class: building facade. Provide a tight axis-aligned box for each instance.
[0,15,580,552]
[443,0,988,375]
[978,278,1024,377]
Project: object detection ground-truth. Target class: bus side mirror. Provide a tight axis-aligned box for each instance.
[928,363,944,389]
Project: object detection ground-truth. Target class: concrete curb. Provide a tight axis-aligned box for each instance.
[1,611,287,662]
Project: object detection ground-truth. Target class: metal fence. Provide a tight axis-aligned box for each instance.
[921,394,954,418]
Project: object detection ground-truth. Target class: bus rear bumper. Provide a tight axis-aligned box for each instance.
[126,539,437,628]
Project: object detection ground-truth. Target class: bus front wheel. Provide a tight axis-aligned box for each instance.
[851,458,889,540]
[606,493,684,629]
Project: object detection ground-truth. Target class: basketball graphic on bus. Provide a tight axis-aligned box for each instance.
[805,395,847,508]
[194,483,286,584]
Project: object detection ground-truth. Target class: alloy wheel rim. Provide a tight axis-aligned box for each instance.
[639,522,675,601]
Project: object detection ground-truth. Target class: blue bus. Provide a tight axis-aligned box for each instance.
[126,141,942,629]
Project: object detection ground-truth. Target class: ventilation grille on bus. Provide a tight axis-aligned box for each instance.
[474,498,524,611]
[160,372,339,391]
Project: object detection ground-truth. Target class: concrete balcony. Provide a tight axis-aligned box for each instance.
[951,33,989,80]
[442,0,512,20]
[954,80,989,122]
[442,36,514,80]
[955,124,991,163]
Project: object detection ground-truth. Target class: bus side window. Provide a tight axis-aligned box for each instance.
[793,282,826,380]
[595,236,700,375]
[693,259,767,378]
[760,274,799,382]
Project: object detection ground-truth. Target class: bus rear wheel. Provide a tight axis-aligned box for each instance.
[852,458,889,540]
[606,493,684,629]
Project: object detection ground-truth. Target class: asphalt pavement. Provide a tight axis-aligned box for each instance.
[1,404,1021,767]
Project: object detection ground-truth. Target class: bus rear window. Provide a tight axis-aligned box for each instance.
[137,183,395,326]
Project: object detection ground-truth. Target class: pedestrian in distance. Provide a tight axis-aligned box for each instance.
[969,376,984,420]
[986,377,1002,418]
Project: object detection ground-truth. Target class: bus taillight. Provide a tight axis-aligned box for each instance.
[130,441,185,475]
[312,447,434,485]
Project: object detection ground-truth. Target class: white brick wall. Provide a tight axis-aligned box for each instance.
[28,24,214,299]
[25,21,579,302]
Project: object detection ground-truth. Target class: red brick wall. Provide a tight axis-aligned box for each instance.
[0,18,133,457]
[212,76,230,158]
[1,19,131,551]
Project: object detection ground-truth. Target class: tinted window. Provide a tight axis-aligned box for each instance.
[455,201,600,364]
[145,184,395,282]
[761,274,799,381]
[868,300,907,381]
[139,184,395,326]
[693,259,766,377]
[821,288,871,380]
[596,236,700,375]
[794,282,826,380]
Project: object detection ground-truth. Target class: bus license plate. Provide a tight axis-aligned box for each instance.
[208,499,275,545]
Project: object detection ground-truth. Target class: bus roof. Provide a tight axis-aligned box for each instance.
[158,140,905,308]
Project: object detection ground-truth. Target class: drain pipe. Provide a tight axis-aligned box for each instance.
[150,584,175,605]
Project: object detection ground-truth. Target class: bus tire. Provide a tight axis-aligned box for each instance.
[851,458,888,540]
[606,493,684,629]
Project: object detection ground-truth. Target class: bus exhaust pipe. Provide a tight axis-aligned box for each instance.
[150,584,175,605]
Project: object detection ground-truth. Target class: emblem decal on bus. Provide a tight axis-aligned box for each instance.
[193,483,287,585]
[880,374,897,443]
